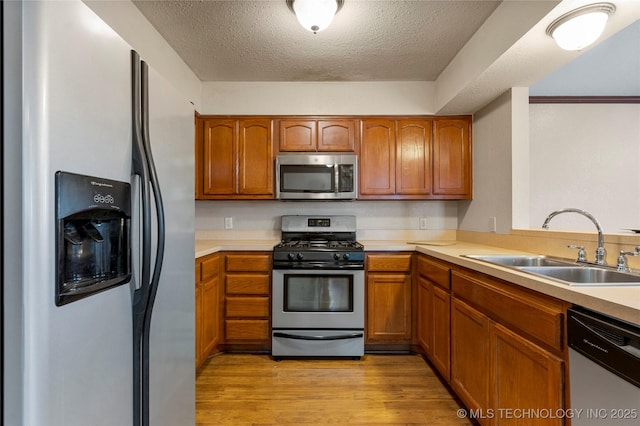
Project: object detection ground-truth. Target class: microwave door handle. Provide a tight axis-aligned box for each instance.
[334,164,339,193]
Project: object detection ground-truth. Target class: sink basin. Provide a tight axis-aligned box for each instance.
[519,266,640,286]
[463,254,640,286]
[463,254,576,268]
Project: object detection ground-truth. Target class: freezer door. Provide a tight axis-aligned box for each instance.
[16,2,195,426]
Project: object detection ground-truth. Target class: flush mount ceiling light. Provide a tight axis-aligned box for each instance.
[546,2,616,51]
[286,0,344,34]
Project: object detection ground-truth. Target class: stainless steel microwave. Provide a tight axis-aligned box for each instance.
[275,154,358,200]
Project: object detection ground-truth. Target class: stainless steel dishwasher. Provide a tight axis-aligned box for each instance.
[568,306,640,425]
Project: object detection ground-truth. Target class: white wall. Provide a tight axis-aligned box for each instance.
[458,90,515,234]
[195,200,458,234]
[84,0,202,109]
[200,81,435,115]
[529,103,640,232]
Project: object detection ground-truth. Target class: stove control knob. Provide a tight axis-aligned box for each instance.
[333,253,341,260]
[287,253,296,261]
[342,253,350,261]
[296,253,304,261]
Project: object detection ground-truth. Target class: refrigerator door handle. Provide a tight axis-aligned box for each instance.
[131,49,151,426]
[140,59,166,313]
[131,50,168,426]
[138,59,167,426]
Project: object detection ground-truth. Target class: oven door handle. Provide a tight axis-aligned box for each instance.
[273,331,364,341]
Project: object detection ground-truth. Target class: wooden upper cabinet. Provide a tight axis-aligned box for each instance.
[317,120,356,151]
[360,116,471,200]
[196,117,274,199]
[360,119,396,196]
[360,118,433,199]
[202,119,237,196]
[278,119,356,152]
[433,118,471,198]
[238,119,273,196]
[396,120,431,195]
[279,120,316,151]
[196,115,470,200]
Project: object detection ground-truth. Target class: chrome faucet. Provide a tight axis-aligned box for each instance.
[616,247,640,272]
[542,208,606,265]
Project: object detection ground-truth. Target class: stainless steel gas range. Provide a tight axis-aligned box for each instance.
[271,215,365,359]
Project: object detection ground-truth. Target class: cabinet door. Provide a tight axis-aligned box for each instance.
[416,275,432,355]
[396,119,431,195]
[360,119,396,196]
[366,273,412,343]
[199,254,220,363]
[451,297,491,423]
[433,118,471,197]
[279,120,316,151]
[491,323,564,426]
[202,119,237,195]
[318,120,356,152]
[201,273,220,358]
[195,262,203,368]
[238,119,273,195]
[431,284,451,381]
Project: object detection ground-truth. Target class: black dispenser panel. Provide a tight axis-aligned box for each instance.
[55,171,131,306]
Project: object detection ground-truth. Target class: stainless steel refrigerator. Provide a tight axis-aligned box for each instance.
[3,1,195,425]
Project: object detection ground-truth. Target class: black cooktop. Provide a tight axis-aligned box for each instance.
[274,239,364,251]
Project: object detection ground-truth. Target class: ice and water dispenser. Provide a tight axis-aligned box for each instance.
[55,171,131,306]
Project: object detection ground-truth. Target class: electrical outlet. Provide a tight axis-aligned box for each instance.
[489,217,497,232]
[419,217,429,230]
[224,217,233,229]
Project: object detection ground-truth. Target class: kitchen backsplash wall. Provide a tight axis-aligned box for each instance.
[195,200,458,232]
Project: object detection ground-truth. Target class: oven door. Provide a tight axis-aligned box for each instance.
[272,269,364,329]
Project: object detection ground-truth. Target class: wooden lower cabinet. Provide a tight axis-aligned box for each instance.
[366,253,413,347]
[451,297,491,420]
[221,252,272,351]
[416,275,432,354]
[195,253,221,369]
[430,284,451,379]
[415,254,452,379]
[491,323,564,426]
[450,268,568,426]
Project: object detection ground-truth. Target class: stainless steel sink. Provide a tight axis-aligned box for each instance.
[519,266,640,286]
[463,254,640,286]
[463,254,577,268]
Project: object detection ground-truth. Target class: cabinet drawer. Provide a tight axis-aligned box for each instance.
[226,296,269,317]
[201,254,219,282]
[225,254,271,272]
[367,254,412,272]
[417,256,450,289]
[226,274,270,295]
[224,319,270,341]
[451,270,565,352]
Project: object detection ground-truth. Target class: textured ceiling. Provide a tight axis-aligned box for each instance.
[132,0,501,82]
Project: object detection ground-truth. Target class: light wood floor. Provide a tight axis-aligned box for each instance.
[196,353,473,426]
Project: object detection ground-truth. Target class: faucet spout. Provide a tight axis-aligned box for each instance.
[542,208,606,265]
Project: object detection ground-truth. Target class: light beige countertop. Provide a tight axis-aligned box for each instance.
[195,239,279,258]
[413,241,640,327]
[195,238,640,326]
